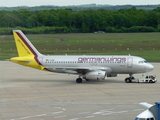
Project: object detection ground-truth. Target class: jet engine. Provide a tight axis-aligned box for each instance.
[82,70,107,81]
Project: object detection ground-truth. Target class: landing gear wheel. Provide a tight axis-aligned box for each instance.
[125,78,131,83]
[76,78,83,83]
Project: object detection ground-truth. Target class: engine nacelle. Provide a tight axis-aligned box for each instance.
[82,70,107,81]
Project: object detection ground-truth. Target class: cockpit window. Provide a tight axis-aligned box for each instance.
[135,117,154,120]
[135,117,139,120]
[138,61,148,64]
[144,61,148,63]
[147,118,154,120]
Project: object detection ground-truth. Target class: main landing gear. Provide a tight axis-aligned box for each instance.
[76,78,83,83]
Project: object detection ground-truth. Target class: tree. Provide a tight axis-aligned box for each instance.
[144,11,158,28]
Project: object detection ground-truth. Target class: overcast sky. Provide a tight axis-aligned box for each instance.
[0,0,159,7]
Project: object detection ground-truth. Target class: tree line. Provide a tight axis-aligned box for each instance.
[0,7,160,34]
[1,4,160,11]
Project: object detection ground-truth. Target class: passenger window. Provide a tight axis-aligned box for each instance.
[138,61,144,63]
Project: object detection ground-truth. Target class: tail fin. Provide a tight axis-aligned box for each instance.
[11,30,46,71]
[13,30,41,57]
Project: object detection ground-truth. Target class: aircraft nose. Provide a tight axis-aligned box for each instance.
[145,63,154,72]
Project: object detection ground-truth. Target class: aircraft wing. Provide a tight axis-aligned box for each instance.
[46,67,112,74]
[140,102,153,108]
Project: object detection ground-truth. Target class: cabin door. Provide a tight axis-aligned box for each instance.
[127,57,133,68]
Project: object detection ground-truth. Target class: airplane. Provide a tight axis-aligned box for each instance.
[135,102,157,120]
[9,30,154,83]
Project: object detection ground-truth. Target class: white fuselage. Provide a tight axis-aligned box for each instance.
[39,55,154,75]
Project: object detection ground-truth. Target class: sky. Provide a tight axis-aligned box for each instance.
[0,0,159,7]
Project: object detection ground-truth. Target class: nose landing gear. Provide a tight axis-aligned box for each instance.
[125,74,134,83]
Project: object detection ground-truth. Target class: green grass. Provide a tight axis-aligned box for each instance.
[0,32,160,61]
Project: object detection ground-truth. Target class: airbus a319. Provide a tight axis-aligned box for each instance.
[10,30,154,83]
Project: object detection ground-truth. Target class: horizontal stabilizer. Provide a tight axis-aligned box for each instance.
[10,57,30,64]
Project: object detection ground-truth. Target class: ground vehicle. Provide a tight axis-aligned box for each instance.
[125,75,157,83]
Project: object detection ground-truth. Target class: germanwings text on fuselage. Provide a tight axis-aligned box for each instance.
[78,57,126,62]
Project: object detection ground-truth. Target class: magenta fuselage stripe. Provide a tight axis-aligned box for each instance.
[16,32,42,65]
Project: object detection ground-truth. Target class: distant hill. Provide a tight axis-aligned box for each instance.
[0,4,160,11]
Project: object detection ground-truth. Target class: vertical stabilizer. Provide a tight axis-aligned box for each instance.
[13,30,41,57]
[11,30,46,71]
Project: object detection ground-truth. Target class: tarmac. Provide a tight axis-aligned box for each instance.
[0,61,160,120]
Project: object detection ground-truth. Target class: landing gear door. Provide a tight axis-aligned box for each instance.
[127,57,133,68]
